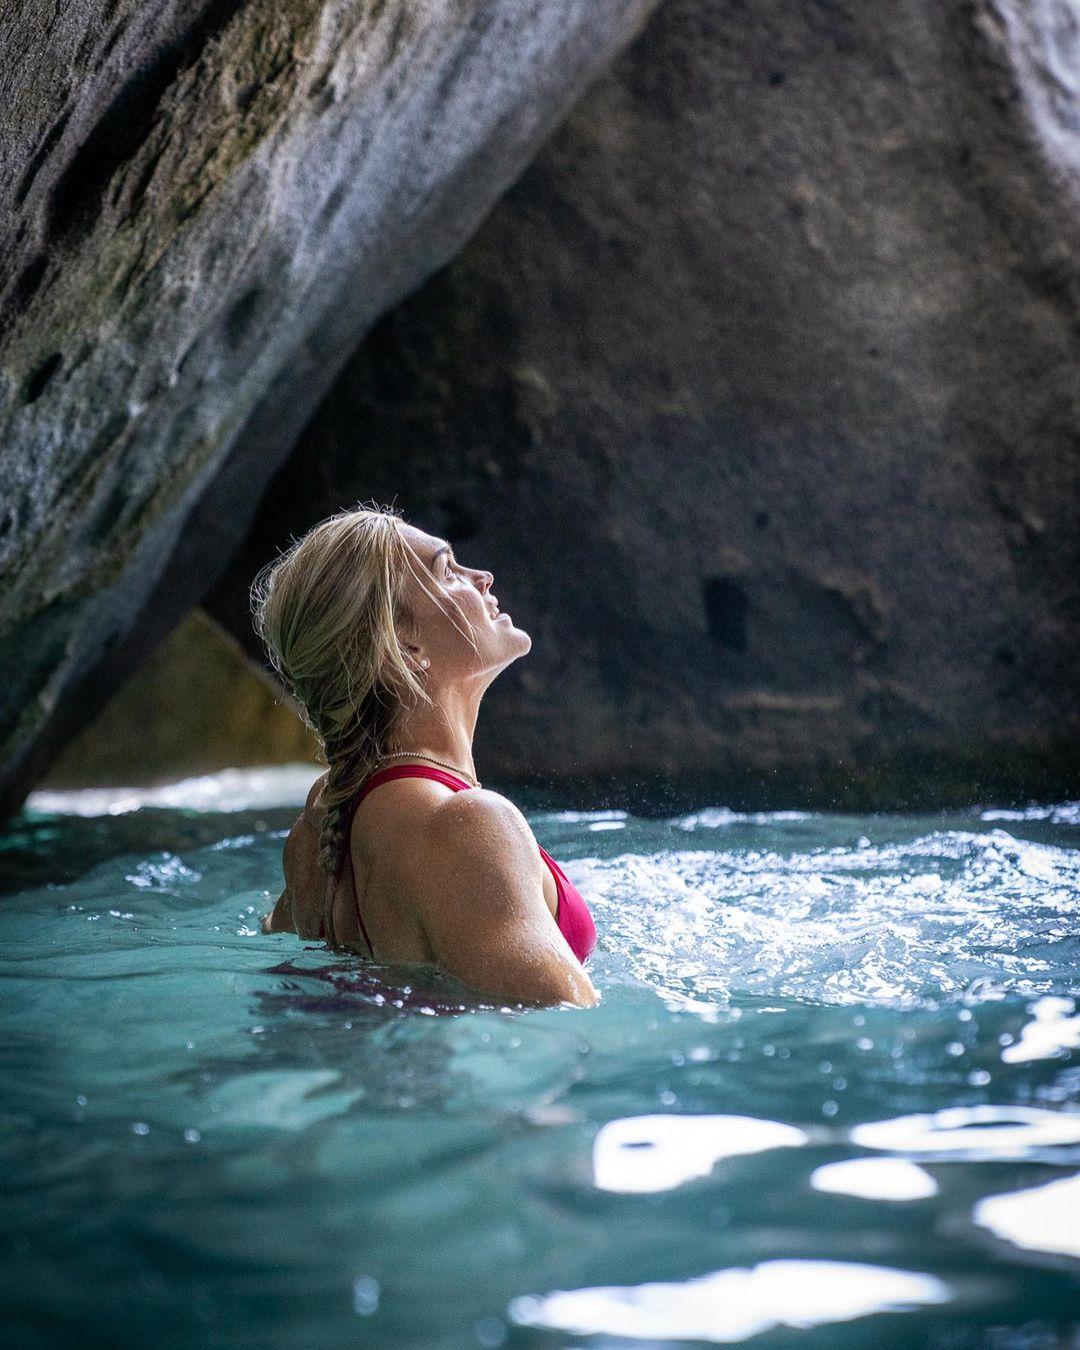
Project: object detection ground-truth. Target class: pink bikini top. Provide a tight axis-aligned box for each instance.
[337,764,597,965]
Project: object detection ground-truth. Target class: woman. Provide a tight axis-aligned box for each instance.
[251,503,599,1009]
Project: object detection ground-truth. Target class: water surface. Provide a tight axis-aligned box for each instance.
[2,768,1078,1348]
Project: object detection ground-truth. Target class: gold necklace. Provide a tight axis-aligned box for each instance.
[378,749,481,788]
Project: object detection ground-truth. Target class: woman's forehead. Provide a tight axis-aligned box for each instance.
[398,523,447,564]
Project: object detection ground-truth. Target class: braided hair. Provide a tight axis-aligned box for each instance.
[249,503,437,884]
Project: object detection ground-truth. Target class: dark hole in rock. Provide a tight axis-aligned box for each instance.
[702,576,749,652]
[24,352,63,404]
[82,482,131,550]
[320,185,346,226]
[224,287,263,348]
[7,253,48,319]
[15,106,72,206]
[995,645,1016,666]
[755,510,770,528]
[46,0,246,248]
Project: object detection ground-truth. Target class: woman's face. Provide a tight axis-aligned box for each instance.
[397,524,532,680]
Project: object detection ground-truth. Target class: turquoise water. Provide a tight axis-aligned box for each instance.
[1,767,1079,1349]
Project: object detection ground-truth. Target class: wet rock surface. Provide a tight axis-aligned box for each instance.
[208,0,1080,807]
[0,0,657,819]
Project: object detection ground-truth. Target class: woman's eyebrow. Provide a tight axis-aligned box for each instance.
[430,545,452,572]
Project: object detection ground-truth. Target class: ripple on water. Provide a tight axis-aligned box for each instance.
[508,1260,952,1342]
[579,825,1080,1009]
[973,1173,1080,1260]
[0,773,1077,1349]
[850,1104,1080,1158]
[592,1113,808,1193]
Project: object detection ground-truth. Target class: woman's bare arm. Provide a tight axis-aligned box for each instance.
[409,789,600,1008]
[261,773,327,936]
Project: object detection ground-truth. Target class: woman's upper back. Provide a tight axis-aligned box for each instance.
[277,764,597,1003]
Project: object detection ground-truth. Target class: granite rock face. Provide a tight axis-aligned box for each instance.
[0,0,658,819]
[208,0,1080,808]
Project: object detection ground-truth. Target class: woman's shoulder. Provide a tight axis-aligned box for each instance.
[305,770,329,814]
[419,787,540,876]
[433,784,528,826]
[264,772,330,939]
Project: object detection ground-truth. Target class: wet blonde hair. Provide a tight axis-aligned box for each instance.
[249,501,477,881]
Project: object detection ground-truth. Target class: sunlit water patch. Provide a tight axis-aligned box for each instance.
[508,1259,952,1342]
[1,767,1078,1348]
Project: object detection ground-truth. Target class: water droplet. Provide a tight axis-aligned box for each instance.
[352,1276,380,1315]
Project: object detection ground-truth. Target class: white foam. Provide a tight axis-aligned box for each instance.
[26,763,324,816]
[1002,996,1080,1064]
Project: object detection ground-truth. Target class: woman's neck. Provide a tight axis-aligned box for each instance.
[390,684,481,782]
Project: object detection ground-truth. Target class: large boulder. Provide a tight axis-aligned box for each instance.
[208,0,1080,808]
[40,609,319,789]
[0,0,658,820]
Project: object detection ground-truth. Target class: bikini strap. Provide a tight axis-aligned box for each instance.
[352,763,475,808]
[334,764,473,957]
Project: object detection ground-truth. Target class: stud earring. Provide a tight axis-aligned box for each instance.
[420,658,430,669]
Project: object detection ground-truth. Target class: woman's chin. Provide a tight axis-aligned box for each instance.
[503,627,532,659]
[495,613,530,641]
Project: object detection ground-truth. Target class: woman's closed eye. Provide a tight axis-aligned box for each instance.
[445,558,489,589]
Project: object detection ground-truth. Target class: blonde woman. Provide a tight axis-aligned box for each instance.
[251,504,598,1009]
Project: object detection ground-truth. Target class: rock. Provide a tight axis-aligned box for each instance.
[207,0,1080,808]
[0,0,659,820]
[39,609,319,788]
